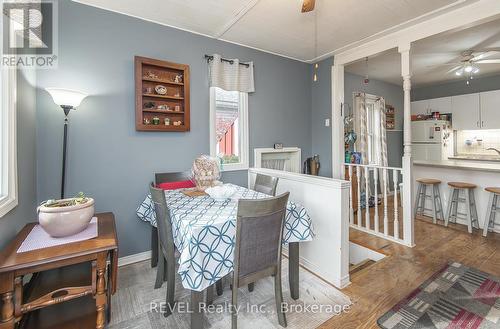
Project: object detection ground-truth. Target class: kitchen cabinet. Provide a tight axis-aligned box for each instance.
[429,97,451,113]
[411,100,429,115]
[411,97,451,115]
[451,93,480,130]
[480,90,500,129]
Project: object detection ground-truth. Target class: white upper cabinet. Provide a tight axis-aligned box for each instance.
[428,97,452,113]
[411,97,451,115]
[480,90,500,130]
[411,100,429,115]
[451,93,480,130]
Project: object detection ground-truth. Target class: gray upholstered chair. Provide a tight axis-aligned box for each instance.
[151,171,192,268]
[149,183,177,317]
[231,192,290,329]
[253,174,279,196]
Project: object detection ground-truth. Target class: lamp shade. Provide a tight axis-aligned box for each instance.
[46,88,88,108]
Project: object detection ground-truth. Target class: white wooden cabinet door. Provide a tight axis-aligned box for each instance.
[411,100,429,115]
[480,90,500,129]
[451,93,480,130]
[428,97,452,113]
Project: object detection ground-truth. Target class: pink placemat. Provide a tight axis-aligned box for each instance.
[17,217,98,253]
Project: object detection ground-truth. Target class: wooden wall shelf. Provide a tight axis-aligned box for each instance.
[135,56,190,131]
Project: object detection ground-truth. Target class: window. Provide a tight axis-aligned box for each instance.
[210,87,249,171]
[364,97,382,166]
[0,67,18,217]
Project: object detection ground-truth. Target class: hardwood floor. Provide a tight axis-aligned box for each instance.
[319,217,500,329]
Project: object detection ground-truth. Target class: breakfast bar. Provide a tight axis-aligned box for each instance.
[414,160,500,233]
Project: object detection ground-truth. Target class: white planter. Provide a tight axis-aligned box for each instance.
[37,198,95,238]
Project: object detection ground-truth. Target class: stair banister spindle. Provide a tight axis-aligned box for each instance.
[383,168,389,236]
[364,166,370,230]
[393,170,400,239]
[348,165,354,225]
[374,169,379,233]
[357,166,362,227]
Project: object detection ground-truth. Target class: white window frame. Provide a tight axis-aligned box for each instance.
[209,87,249,172]
[0,67,18,218]
[363,94,382,166]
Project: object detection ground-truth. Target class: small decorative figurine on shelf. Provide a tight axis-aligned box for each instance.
[144,87,152,94]
[174,91,180,98]
[157,104,169,110]
[174,74,183,83]
[143,118,151,125]
[152,117,160,125]
[173,120,182,126]
[145,71,158,79]
[144,101,155,109]
[174,105,181,112]
[155,85,167,95]
[164,118,171,126]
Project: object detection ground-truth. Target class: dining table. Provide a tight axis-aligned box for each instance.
[136,183,314,329]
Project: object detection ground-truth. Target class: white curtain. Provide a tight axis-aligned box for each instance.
[208,54,255,93]
[353,93,388,197]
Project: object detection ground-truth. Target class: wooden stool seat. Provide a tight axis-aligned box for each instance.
[485,187,500,194]
[448,182,477,189]
[416,178,441,185]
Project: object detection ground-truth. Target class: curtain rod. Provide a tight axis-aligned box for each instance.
[204,55,250,68]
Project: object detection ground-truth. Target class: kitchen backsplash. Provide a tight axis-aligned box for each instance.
[456,130,500,155]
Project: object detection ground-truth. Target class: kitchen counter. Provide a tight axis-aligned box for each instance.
[413,160,500,233]
[414,159,500,173]
[448,155,500,163]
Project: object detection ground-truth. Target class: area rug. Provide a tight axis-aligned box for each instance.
[109,259,352,329]
[378,262,500,329]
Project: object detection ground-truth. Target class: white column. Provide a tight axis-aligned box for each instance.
[332,64,345,180]
[399,43,415,247]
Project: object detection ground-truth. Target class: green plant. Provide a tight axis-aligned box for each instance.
[43,192,89,208]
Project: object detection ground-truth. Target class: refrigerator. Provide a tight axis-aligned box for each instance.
[411,120,452,161]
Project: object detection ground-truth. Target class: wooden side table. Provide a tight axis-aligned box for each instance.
[0,212,118,329]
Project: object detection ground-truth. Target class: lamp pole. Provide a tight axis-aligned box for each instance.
[61,106,72,199]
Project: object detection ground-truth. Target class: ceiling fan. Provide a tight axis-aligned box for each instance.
[301,0,315,13]
[444,50,500,77]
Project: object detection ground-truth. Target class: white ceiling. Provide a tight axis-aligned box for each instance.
[74,0,471,62]
[346,18,500,87]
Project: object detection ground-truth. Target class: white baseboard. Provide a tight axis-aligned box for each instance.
[118,250,151,267]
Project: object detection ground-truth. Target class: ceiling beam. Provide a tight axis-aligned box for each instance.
[214,0,261,39]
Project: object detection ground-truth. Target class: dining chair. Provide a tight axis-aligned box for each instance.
[252,174,279,196]
[231,192,290,329]
[149,183,177,317]
[151,171,192,268]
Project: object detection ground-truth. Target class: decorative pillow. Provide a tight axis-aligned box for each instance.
[157,180,195,190]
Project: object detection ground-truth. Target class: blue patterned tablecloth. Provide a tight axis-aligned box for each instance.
[136,184,313,291]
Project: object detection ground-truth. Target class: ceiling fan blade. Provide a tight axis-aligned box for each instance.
[476,59,500,64]
[473,50,500,61]
[446,65,463,74]
[301,0,315,13]
[425,62,462,68]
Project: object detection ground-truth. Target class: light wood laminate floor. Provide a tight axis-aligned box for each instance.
[319,217,500,329]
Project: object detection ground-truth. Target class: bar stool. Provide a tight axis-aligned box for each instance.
[414,178,444,224]
[483,187,500,237]
[445,182,479,233]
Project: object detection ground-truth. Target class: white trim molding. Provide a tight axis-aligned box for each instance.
[0,68,18,218]
[118,250,152,267]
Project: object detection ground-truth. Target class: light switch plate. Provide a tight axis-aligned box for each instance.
[325,118,330,127]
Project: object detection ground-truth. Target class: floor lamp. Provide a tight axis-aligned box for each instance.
[46,88,88,199]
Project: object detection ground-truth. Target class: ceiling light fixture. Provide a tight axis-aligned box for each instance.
[312,4,319,82]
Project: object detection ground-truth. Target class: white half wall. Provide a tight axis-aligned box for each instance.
[248,168,351,288]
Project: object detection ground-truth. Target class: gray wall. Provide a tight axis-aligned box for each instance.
[0,70,37,250]
[344,72,404,168]
[35,1,312,257]
[413,74,500,101]
[311,57,334,177]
